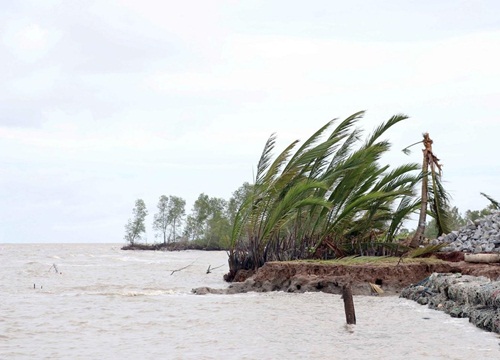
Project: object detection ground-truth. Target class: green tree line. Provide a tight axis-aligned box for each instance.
[424,197,500,239]
[123,184,252,248]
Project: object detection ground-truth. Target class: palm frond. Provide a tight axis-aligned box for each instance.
[428,167,452,235]
[285,119,336,172]
[365,113,409,148]
[255,133,276,184]
[407,243,448,258]
[480,192,500,210]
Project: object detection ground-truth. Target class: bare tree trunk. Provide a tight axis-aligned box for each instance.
[173,218,176,242]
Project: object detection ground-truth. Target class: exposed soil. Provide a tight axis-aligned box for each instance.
[193,257,500,296]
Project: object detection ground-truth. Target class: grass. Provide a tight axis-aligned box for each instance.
[284,255,445,266]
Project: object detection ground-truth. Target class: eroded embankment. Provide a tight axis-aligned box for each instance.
[401,273,500,333]
[193,259,500,296]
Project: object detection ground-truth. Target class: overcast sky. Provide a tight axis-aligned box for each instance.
[1,0,499,243]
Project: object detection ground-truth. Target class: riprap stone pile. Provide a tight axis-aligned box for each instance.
[433,211,500,253]
[401,273,500,333]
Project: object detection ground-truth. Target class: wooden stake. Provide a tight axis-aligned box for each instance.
[342,284,356,325]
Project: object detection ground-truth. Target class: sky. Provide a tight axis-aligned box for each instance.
[1,0,499,243]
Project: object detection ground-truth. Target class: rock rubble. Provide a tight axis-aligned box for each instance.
[401,273,500,333]
[433,211,500,253]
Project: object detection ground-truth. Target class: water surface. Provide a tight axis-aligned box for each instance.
[1,243,499,359]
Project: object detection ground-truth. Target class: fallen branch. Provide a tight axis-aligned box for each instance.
[206,264,225,274]
[48,263,59,274]
[168,260,197,275]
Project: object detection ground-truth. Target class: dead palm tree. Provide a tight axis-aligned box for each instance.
[406,133,451,248]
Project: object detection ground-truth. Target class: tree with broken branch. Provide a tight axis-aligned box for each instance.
[405,133,451,248]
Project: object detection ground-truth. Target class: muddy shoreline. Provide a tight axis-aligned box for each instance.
[193,259,500,296]
[121,242,225,251]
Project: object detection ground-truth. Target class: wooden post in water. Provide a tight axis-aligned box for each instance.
[342,284,356,325]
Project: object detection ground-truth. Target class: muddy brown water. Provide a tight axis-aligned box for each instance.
[1,243,500,359]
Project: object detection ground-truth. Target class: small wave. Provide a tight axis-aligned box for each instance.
[68,285,183,297]
[99,289,179,297]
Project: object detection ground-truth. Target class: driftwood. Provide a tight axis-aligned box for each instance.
[464,253,500,263]
[49,263,60,274]
[168,260,197,275]
[206,264,225,274]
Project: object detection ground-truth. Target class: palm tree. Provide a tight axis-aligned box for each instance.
[407,133,451,248]
[226,111,421,280]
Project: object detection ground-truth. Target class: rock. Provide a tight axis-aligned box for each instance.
[447,232,458,241]
[401,273,500,334]
[483,244,495,252]
[467,220,477,230]
[433,211,500,255]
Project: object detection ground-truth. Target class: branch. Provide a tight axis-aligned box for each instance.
[401,140,423,155]
[48,263,60,274]
[168,259,197,275]
[206,264,225,274]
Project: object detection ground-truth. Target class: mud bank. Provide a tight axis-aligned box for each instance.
[401,273,500,333]
[193,259,500,296]
[121,242,224,251]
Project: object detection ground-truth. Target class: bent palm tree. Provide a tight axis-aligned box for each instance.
[226,111,421,280]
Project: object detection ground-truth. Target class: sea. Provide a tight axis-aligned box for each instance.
[1,243,499,360]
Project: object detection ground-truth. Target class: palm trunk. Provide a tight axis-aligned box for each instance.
[410,138,431,248]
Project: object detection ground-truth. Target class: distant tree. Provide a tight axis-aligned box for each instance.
[205,197,230,247]
[396,226,413,240]
[425,206,466,239]
[465,208,491,222]
[167,195,186,242]
[184,193,230,247]
[153,195,186,244]
[184,193,210,241]
[124,199,148,244]
[464,194,499,222]
[153,195,169,244]
[227,182,253,224]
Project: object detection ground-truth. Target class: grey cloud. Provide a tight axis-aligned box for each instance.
[0,1,187,128]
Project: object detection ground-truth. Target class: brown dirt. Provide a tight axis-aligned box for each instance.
[197,258,500,296]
